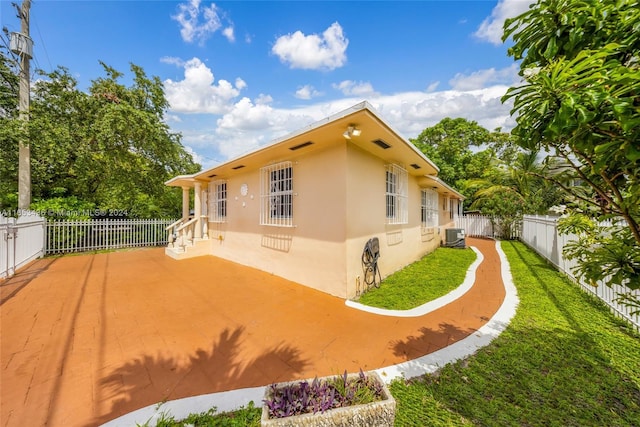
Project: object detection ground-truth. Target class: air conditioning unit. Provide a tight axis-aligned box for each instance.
[444,228,466,248]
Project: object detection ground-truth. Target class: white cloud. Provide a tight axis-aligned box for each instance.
[182,84,513,163]
[332,80,377,97]
[474,0,535,45]
[160,56,184,67]
[183,145,205,166]
[272,22,348,70]
[222,26,235,42]
[449,64,520,91]
[295,85,322,100]
[426,81,440,92]
[164,57,245,114]
[172,0,232,45]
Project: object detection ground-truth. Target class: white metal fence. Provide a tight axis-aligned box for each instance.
[45,219,175,255]
[455,214,521,240]
[1,212,46,279]
[521,214,639,330]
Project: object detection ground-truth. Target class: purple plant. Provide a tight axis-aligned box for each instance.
[263,369,385,419]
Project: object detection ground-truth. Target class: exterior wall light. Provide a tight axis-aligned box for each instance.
[343,126,362,139]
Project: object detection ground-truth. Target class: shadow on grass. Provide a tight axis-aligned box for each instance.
[392,241,640,426]
[91,326,309,426]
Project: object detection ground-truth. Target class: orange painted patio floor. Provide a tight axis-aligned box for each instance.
[1,237,505,427]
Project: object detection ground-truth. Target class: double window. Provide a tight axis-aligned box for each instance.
[385,164,408,224]
[260,161,294,227]
[209,180,227,222]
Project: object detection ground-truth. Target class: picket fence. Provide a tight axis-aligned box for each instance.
[455,214,521,240]
[45,218,175,255]
[1,216,174,278]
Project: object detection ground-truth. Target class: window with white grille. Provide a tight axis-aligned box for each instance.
[208,180,227,222]
[385,164,408,224]
[421,189,438,228]
[260,161,294,227]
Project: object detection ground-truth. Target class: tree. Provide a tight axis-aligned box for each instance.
[503,0,640,308]
[411,118,491,190]
[0,47,20,208]
[0,56,200,217]
[469,150,563,237]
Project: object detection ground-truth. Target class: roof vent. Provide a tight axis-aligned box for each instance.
[289,141,314,151]
[232,165,245,170]
[208,174,217,178]
[372,139,391,149]
[410,163,421,169]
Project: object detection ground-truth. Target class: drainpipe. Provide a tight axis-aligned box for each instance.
[194,181,202,239]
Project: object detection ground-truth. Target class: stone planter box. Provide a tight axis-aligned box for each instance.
[261,371,396,427]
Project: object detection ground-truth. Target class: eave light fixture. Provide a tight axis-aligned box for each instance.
[343,125,361,139]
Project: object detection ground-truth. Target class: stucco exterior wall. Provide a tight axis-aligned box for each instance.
[206,142,349,298]
[200,142,459,300]
[344,144,441,299]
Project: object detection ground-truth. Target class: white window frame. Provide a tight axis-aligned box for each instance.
[260,161,294,227]
[385,164,408,225]
[208,180,227,223]
[421,189,438,230]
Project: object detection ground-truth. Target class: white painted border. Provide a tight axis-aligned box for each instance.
[345,246,483,317]
[102,241,518,427]
[375,240,518,380]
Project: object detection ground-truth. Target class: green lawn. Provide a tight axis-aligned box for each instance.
[390,240,640,426]
[356,246,477,310]
[142,241,640,426]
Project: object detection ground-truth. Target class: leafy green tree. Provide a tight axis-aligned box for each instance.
[411,118,491,190]
[469,150,563,237]
[0,47,20,209]
[503,0,640,306]
[1,57,200,218]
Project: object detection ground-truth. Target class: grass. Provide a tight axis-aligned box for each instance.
[136,241,640,426]
[356,246,477,310]
[141,402,261,426]
[390,240,640,426]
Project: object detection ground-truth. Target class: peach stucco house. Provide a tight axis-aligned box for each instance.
[165,101,463,299]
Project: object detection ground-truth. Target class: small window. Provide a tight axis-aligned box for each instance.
[385,164,408,225]
[260,161,294,227]
[421,189,438,229]
[449,198,456,220]
[209,180,227,222]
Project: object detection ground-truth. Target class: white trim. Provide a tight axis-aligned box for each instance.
[385,164,408,225]
[345,246,482,317]
[208,180,227,223]
[260,161,294,227]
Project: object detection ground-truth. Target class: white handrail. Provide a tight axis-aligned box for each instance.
[165,217,187,231]
[176,217,198,232]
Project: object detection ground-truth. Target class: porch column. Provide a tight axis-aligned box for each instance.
[194,181,202,239]
[181,186,190,220]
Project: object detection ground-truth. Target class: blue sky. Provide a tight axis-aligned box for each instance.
[1,0,533,167]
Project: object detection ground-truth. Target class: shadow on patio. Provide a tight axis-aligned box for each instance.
[91,326,309,426]
[1,237,506,427]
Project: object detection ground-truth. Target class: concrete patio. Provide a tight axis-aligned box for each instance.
[1,237,506,427]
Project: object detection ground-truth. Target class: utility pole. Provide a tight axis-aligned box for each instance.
[10,0,32,210]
